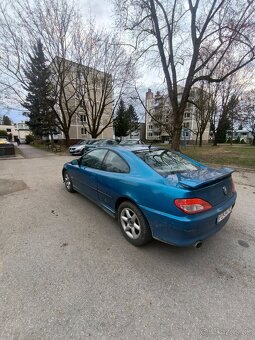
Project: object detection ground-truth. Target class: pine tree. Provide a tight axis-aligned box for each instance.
[114,99,129,137]
[114,100,139,138]
[126,104,139,136]
[22,40,56,139]
[2,115,12,125]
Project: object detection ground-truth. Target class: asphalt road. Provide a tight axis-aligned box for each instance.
[0,155,255,339]
[17,144,55,158]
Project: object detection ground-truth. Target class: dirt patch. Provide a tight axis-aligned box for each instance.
[0,179,27,196]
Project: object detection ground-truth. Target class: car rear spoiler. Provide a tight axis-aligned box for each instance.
[179,167,235,189]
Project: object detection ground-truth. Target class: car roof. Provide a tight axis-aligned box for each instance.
[117,145,159,152]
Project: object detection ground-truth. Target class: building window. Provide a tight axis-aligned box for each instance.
[81,128,87,135]
[80,115,86,123]
[6,128,11,132]
[185,112,190,118]
[148,125,153,130]
[148,132,153,137]
[183,122,190,128]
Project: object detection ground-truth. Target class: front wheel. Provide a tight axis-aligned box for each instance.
[118,201,152,246]
[63,171,75,193]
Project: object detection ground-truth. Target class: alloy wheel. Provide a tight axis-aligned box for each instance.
[64,173,71,191]
[120,208,141,239]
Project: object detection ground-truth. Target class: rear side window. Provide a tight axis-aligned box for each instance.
[103,151,129,173]
[80,149,108,169]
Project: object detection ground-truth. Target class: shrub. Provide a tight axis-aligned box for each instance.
[0,130,8,137]
[25,134,35,144]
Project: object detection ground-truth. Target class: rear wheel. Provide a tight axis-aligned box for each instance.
[118,201,152,246]
[64,171,75,193]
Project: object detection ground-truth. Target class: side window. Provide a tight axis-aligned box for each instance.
[80,149,108,169]
[103,151,129,173]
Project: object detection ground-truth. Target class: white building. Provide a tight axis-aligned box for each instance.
[226,129,253,144]
[145,88,210,144]
[0,122,31,142]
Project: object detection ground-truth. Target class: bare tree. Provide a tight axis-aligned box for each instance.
[0,0,133,144]
[239,89,255,145]
[0,0,82,144]
[74,25,134,138]
[114,0,255,150]
[190,82,215,146]
[209,64,246,146]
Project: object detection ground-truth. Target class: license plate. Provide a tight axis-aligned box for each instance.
[217,207,232,223]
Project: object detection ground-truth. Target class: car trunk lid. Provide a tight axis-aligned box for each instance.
[167,167,235,206]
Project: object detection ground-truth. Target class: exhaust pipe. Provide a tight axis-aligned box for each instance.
[193,241,202,248]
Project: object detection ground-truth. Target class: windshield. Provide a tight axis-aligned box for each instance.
[78,140,87,145]
[134,149,198,175]
[93,139,105,145]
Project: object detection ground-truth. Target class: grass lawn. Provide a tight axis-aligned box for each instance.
[159,144,255,169]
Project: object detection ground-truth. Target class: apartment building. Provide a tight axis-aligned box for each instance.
[0,122,31,142]
[145,88,210,144]
[51,58,113,142]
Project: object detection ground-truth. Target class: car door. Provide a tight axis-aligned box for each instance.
[75,148,108,202]
[97,150,130,214]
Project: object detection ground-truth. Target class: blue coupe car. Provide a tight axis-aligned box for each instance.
[62,146,236,247]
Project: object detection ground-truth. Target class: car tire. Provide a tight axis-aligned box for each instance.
[63,171,75,193]
[118,201,152,246]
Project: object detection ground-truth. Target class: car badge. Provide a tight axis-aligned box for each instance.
[222,186,228,195]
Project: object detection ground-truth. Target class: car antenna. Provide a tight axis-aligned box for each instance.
[149,141,153,151]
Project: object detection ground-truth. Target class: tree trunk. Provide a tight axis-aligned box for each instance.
[50,131,54,145]
[171,123,182,151]
[63,130,70,146]
[195,134,198,145]
[199,133,203,147]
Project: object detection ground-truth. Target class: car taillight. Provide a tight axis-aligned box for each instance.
[232,178,235,193]
[174,198,212,214]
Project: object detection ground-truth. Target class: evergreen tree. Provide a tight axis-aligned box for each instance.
[22,40,56,139]
[216,95,238,144]
[2,115,12,125]
[126,104,139,136]
[114,99,129,137]
[114,100,139,138]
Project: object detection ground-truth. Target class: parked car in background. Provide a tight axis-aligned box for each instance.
[82,139,119,154]
[69,139,99,155]
[0,137,10,144]
[62,145,237,247]
[119,139,145,146]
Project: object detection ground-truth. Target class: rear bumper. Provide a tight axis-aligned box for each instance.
[140,193,237,247]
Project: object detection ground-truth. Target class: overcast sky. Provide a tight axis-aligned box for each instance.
[80,0,115,29]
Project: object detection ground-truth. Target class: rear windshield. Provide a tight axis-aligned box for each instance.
[134,149,198,175]
[120,140,138,145]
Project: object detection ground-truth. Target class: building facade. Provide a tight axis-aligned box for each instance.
[226,129,253,144]
[0,122,31,142]
[145,88,210,144]
[51,58,113,142]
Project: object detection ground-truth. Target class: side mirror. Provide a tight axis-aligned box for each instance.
[71,159,80,166]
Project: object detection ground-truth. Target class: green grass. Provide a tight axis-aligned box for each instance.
[160,144,255,169]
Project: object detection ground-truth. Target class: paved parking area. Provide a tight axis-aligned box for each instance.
[17,144,55,158]
[0,156,255,339]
